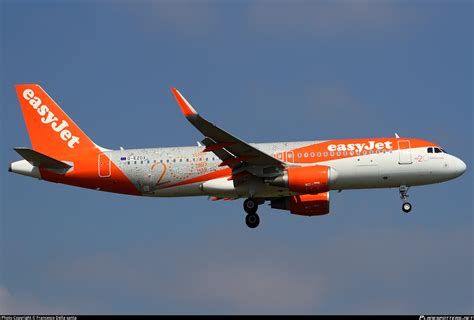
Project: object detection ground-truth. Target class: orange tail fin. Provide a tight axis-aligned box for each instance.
[15,84,98,158]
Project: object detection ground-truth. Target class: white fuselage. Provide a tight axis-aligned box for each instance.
[101,140,465,199]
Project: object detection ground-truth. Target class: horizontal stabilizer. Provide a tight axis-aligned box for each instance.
[14,147,72,170]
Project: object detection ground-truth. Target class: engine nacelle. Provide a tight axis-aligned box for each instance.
[271,193,330,216]
[269,165,337,194]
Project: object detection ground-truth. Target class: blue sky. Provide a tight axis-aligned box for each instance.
[1,0,472,314]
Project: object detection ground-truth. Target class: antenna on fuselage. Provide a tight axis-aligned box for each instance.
[394,133,400,138]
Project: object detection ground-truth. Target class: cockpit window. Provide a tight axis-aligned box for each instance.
[427,147,433,153]
[434,148,442,153]
[440,148,448,153]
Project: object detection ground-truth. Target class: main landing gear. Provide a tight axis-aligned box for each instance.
[244,198,260,228]
[399,185,412,214]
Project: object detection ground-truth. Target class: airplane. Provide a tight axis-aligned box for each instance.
[9,84,467,228]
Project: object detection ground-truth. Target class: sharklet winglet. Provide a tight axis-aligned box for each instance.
[171,88,198,117]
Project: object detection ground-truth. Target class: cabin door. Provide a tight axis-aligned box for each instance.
[398,140,413,164]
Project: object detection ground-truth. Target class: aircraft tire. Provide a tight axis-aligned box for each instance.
[245,213,260,228]
[402,202,412,213]
[244,198,258,214]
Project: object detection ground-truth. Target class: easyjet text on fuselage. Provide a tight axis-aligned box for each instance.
[327,141,393,152]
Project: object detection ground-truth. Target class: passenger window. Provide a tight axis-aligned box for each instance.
[427,147,433,153]
[317,152,321,157]
[343,151,347,156]
[311,152,315,157]
[337,152,341,156]
[330,152,334,156]
[324,152,328,157]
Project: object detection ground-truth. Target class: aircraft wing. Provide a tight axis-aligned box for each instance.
[171,88,284,170]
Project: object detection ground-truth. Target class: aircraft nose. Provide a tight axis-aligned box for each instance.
[452,157,467,177]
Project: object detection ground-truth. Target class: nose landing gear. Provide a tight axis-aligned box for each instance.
[399,185,412,213]
[243,198,261,228]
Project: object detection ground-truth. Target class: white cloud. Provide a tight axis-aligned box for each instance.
[51,245,328,314]
[48,225,473,314]
[129,1,425,39]
[171,256,328,313]
[137,0,220,37]
[305,85,365,114]
[0,286,69,314]
[246,0,422,38]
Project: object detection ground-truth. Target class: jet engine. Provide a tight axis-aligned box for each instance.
[271,193,330,216]
[268,165,337,194]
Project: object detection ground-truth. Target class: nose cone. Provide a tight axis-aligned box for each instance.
[452,157,467,178]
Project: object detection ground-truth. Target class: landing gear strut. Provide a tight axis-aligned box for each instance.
[243,198,260,228]
[399,185,412,213]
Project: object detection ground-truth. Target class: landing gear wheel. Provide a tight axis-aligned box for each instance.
[244,198,258,214]
[399,185,413,214]
[245,213,260,229]
[402,202,412,213]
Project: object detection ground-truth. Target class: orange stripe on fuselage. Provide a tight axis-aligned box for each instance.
[158,168,232,190]
[288,138,434,163]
